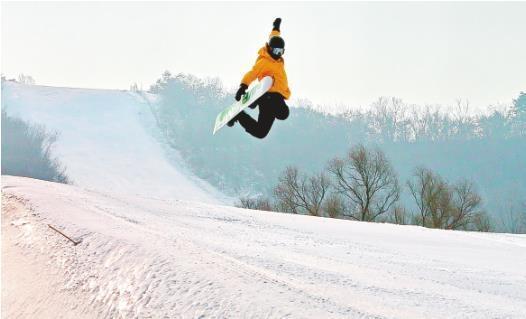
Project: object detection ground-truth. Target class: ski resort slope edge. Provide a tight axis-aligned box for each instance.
[2,176,526,319]
[1,81,227,204]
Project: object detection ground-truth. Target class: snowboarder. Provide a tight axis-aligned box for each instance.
[227,18,291,139]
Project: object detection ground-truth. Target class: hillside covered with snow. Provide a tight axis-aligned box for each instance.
[2,176,526,318]
[1,81,226,204]
[2,81,526,318]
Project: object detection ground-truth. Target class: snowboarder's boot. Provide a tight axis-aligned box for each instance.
[227,114,240,127]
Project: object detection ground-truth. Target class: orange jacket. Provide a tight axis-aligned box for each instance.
[241,30,291,100]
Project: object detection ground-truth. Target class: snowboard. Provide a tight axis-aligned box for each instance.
[213,76,273,135]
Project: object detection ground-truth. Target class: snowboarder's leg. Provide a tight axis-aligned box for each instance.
[231,110,254,128]
[237,103,275,139]
[267,92,290,120]
[234,93,289,139]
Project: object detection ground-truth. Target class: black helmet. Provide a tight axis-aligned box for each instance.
[267,36,285,59]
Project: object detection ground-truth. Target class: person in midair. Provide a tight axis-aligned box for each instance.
[227,18,291,139]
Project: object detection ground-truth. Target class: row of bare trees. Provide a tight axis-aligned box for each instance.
[238,144,507,232]
[270,145,401,223]
[274,168,331,216]
[342,93,525,144]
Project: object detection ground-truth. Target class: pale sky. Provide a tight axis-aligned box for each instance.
[2,1,525,112]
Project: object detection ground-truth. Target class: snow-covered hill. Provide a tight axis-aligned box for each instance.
[1,81,226,204]
[2,176,526,318]
[2,81,526,318]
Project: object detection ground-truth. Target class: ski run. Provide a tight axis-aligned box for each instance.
[2,176,526,318]
[2,82,526,318]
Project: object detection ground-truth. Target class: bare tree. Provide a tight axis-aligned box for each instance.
[408,168,488,230]
[408,167,434,226]
[274,167,330,216]
[130,82,140,92]
[306,172,331,216]
[323,193,345,218]
[254,197,273,212]
[452,98,477,139]
[274,167,302,214]
[471,211,493,232]
[238,195,273,212]
[238,196,258,209]
[17,73,35,85]
[386,205,408,225]
[449,180,483,229]
[368,97,408,142]
[408,168,455,228]
[499,201,526,234]
[327,144,400,221]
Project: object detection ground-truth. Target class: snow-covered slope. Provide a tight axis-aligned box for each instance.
[3,176,526,318]
[1,81,225,204]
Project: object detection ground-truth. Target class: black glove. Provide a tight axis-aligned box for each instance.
[273,18,281,32]
[235,84,248,101]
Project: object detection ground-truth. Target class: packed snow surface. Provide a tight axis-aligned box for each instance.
[2,81,225,204]
[2,176,526,318]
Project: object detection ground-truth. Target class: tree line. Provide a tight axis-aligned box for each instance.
[1,109,69,184]
[238,144,525,233]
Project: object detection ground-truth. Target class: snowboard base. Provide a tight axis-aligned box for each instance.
[213,77,273,135]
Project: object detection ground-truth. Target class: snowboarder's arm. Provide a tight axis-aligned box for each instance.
[240,18,281,86]
[241,59,264,86]
[270,18,281,38]
[272,18,281,32]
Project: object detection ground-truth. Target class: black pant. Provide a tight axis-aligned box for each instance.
[237,92,290,139]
